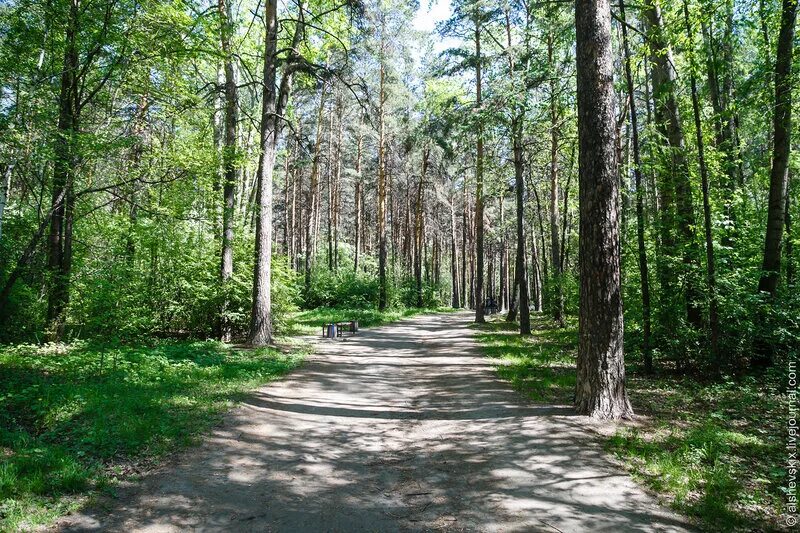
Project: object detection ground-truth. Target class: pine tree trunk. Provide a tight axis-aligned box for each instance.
[574,0,633,419]
[305,83,327,293]
[377,24,388,310]
[219,0,238,342]
[354,121,363,272]
[547,30,564,328]
[249,0,303,345]
[461,188,467,308]
[415,150,428,307]
[474,14,485,323]
[513,117,530,334]
[451,199,460,307]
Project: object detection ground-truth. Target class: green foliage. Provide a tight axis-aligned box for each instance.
[304,267,381,309]
[0,339,307,530]
[396,277,447,309]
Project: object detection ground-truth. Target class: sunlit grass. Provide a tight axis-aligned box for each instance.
[472,314,577,404]
[0,339,308,530]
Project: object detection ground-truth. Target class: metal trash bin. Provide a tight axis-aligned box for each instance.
[323,323,337,338]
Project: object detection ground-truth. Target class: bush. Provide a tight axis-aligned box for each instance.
[303,267,380,309]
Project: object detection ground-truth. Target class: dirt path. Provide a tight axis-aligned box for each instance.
[58,311,692,532]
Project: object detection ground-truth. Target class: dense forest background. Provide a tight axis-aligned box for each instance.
[0,0,798,372]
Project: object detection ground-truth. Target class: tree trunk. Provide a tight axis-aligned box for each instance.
[644,0,703,333]
[547,29,564,328]
[574,0,633,419]
[249,0,303,345]
[461,187,467,308]
[0,163,11,244]
[620,0,653,373]
[219,0,238,342]
[47,0,80,339]
[787,174,794,286]
[474,13,485,323]
[377,20,388,311]
[500,194,508,311]
[354,119,363,272]
[683,0,721,368]
[758,0,798,297]
[451,198,460,307]
[513,116,530,334]
[305,83,327,293]
[415,149,428,307]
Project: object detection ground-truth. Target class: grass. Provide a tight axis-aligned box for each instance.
[0,338,308,531]
[473,313,790,531]
[472,314,578,404]
[287,305,456,335]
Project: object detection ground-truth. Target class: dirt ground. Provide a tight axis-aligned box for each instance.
[56,311,693,532]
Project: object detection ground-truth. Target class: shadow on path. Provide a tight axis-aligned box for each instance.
[57,312,693,533]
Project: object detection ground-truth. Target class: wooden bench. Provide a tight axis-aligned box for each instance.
[321,320,359,338]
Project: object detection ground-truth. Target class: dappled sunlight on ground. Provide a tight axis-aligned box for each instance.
[58,312,692,532]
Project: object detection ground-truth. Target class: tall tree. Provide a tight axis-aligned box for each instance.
[683,0,721,367]
[758,0,798,297]
[619,0,652,373]
[218,0,239,342]
[547,13,564,328]
[473,6,486,323]
[574,0,632,419]
[643,0,703,334]
[377,10,388,311]
[249,0,304,345]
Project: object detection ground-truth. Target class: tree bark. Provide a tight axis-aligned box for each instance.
[219,0,238,342]
[0,163,12,244]
[450,196,460,308]
[377,18,388,311]
[248,0,303,345]
[474,12,485,323]
[414,149,428,307]
[47,0,80,339]
[758,0,798,296]
[305,83,327,292]
[574,0,633,419]
[354,118,363,272]
[509,110,530,333]
[547,29,564,328]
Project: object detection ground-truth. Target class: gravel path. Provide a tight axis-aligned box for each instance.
[58,311,692,532]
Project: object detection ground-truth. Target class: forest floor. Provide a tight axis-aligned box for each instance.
[55,311,690,532]
[475,315,790,531]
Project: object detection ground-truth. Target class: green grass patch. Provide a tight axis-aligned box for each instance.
[287,306,456,336]
[473,313,789,531]
[0,339,307,530]
[613,372,789,531]
[472,314,577,404]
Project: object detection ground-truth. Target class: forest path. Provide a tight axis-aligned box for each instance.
[58,311,691,532]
